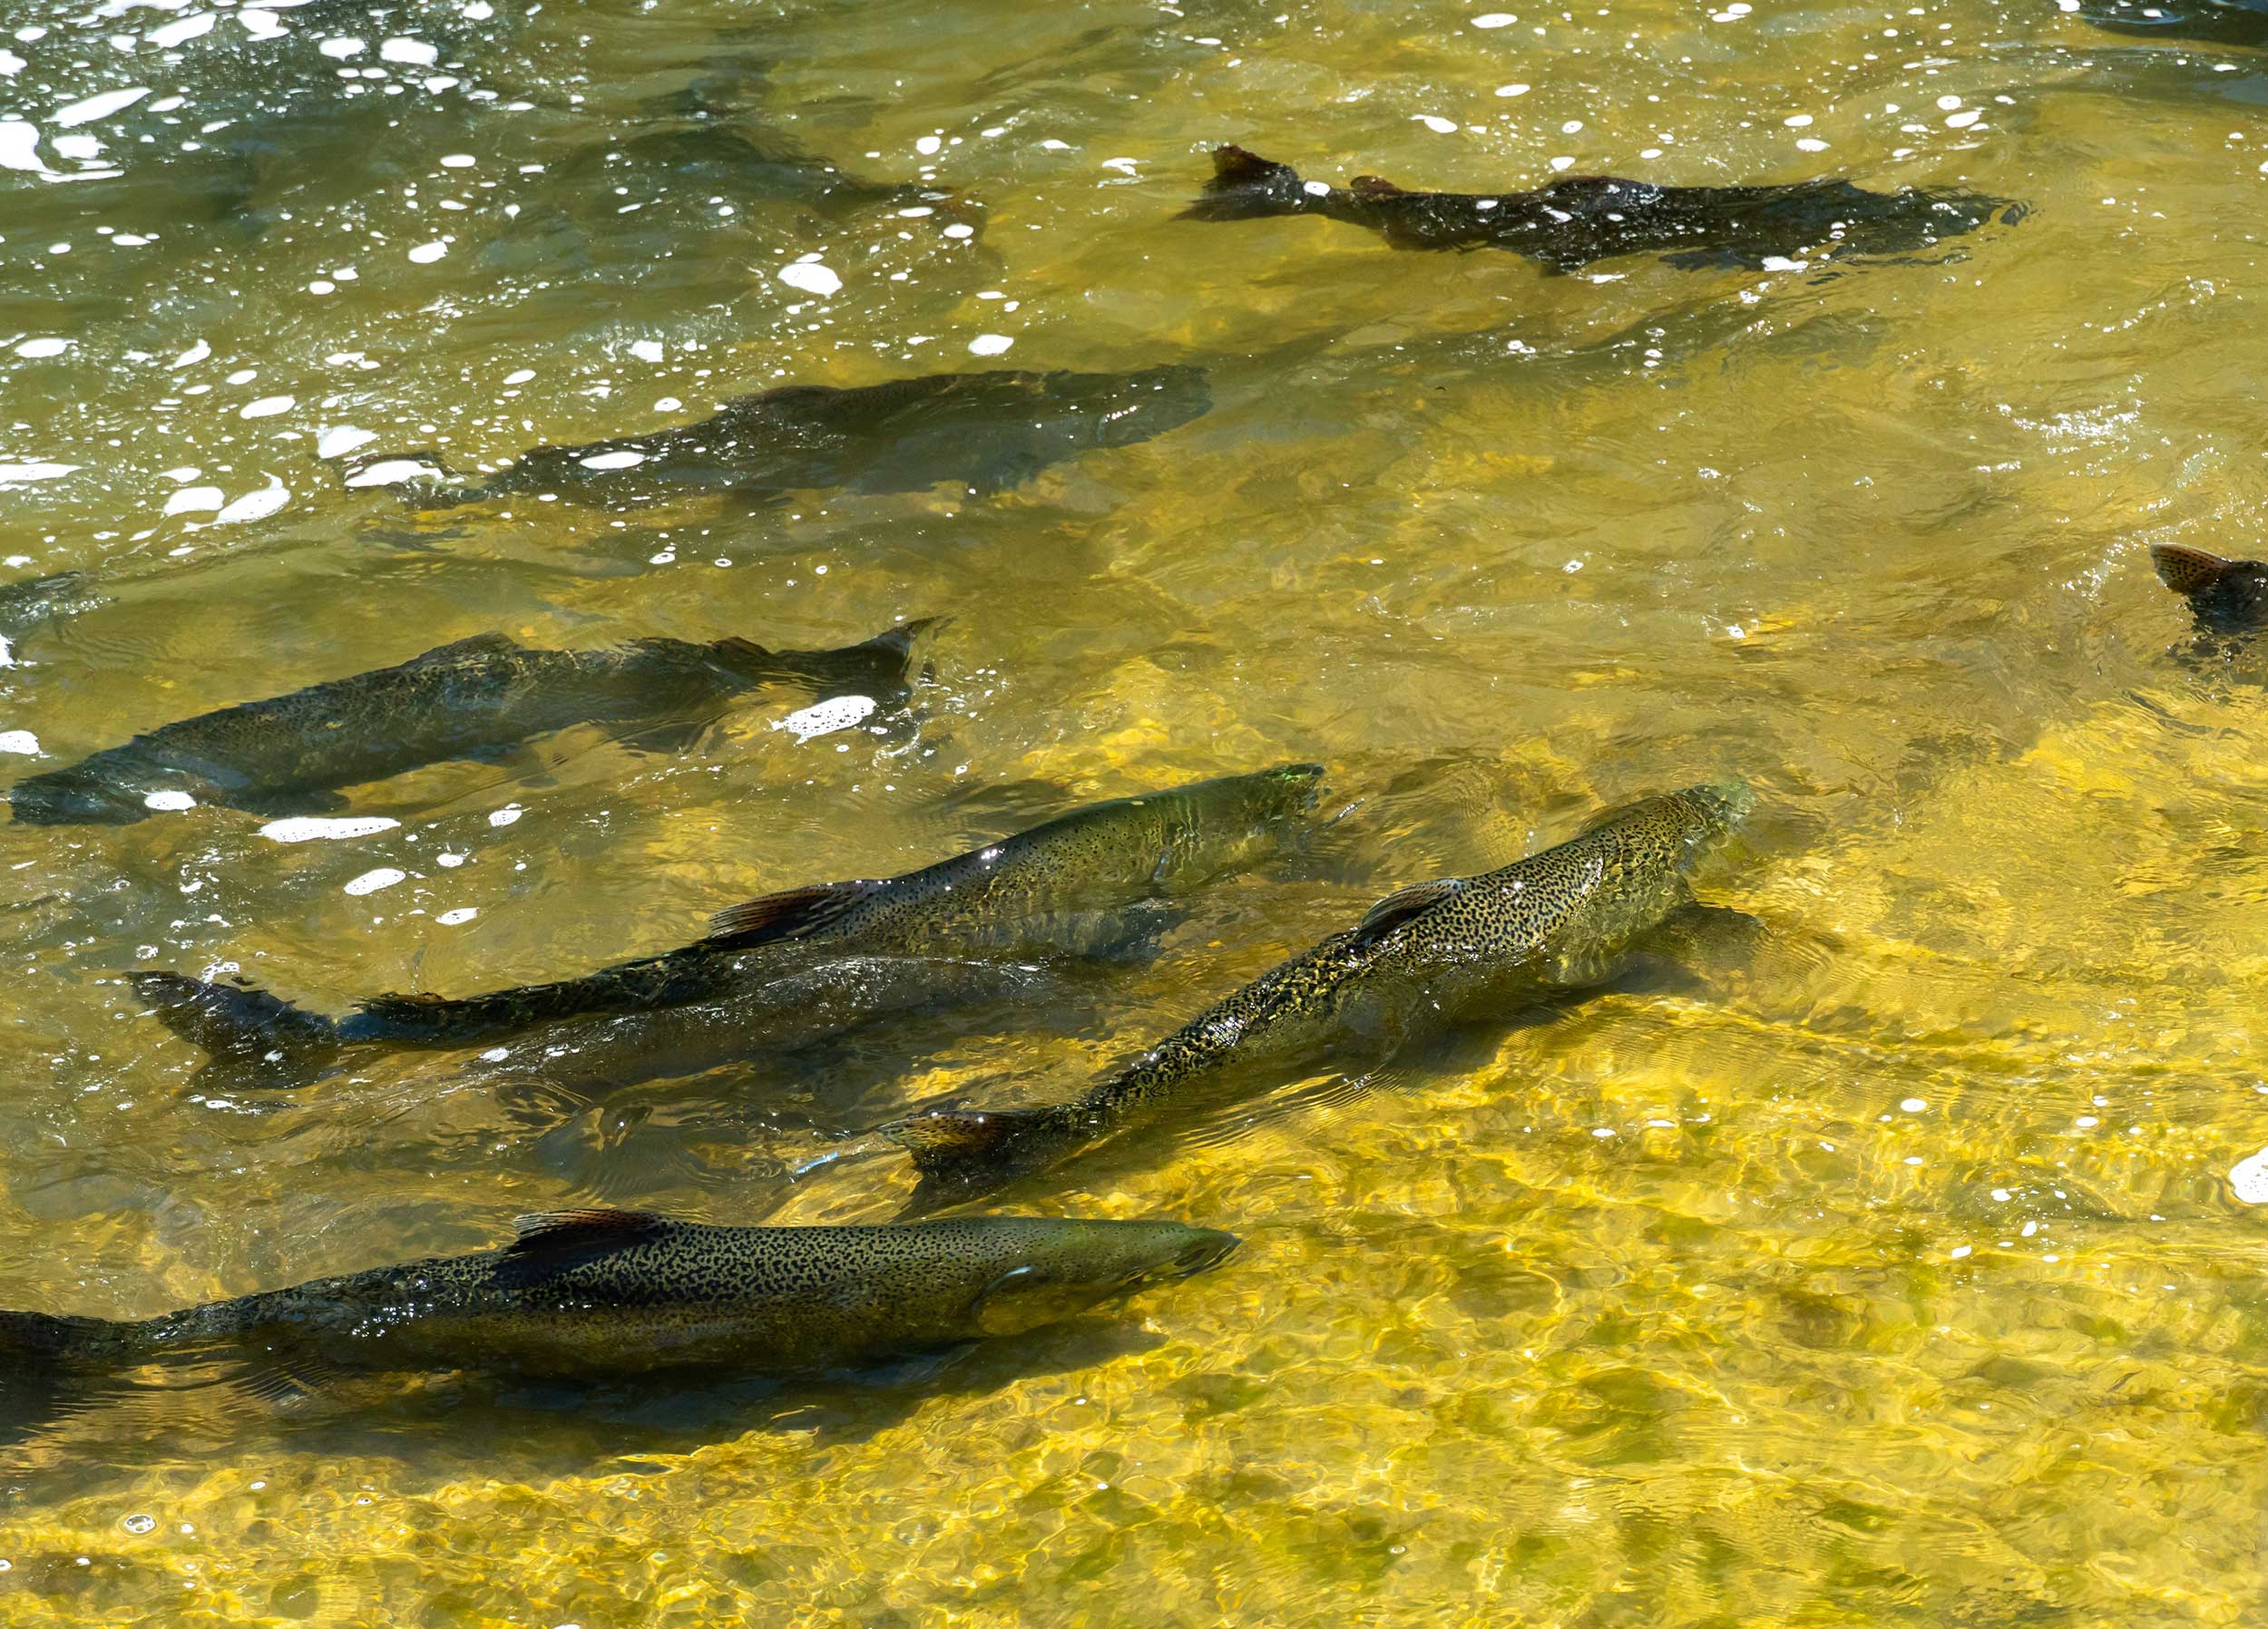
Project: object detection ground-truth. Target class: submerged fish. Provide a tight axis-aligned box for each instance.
[372,366,1212,510]
[2073,0,2268,44]
[2151,543,2268,634]
[131,764,1329,1081]
[1180,146,2019,274]
[892,781,1755,1212]
[573,123,943,218]
[0,1210,1238,1386]
[10,620,934,826]
[0,569,102,667]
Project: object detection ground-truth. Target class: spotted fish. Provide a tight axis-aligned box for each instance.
[891,781,1755,1212]
[11,619,936,825]
[130,764,1328,1083]
[1181,145,2019,274]
[0,1210,1239,1386]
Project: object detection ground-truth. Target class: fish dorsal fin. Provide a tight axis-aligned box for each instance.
[705,877,885,947]
[2150,543,2247,597]
[709,634,776,666]
[1349,174,1406,199]
[495,1210,674,1288]
[402,632,521,668]
[1349,877,1469,947]
[1212,144,1283,182]
[507,1209,672,1253]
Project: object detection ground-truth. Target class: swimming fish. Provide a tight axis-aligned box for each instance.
[2072,0,2268,45]
[0,569,101,667]
[0,1210,1238,1387]
[372,366,1212,510]
[131,763,1329,1081]
[10,619,935,826]
[2150,543,2268,634]
[1180,146,2019,273]
[577,123,944,218]
[891,781,1755,1212]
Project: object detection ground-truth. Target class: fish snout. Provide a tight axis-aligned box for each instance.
[1689,778,1757,830]
[1098,366,1213,443]
[10,771,150,825]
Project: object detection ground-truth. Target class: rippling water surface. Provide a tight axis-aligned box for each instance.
[5,0,2268,1621]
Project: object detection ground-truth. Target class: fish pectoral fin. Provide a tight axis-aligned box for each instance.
[493,1209,677,1288]
[232,788,353,819]
[887,1107,1059,1214]
[973,1265,1110,1336]
[616,716,720,756]
[968,451,1049,497]
[704,877,885,948]
[1349,877,1470,948]
[1348,173,1407,199]
[230,1353,354,1414]
[1631,901,1768,970]
[888,1107,1045,1170]
[2151,542,2247,597]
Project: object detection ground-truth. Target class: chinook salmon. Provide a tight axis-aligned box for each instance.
[892,781,1755,1212]
[131,764,1329,1083]
[2151,543,2268,634]
[1181,146,2019,274]
[11,619,936,826]
[367,366,1212,510]
[0,1210,1238,1388]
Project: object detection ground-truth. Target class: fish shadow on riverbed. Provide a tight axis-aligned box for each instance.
[0,1317,1167,1494]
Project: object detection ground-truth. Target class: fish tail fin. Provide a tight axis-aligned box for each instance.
[886,1106,1063,1213]
[130,971,341,1083]
[1178,145,1311,222]
[2151,543,2244,598]
[703,877,887,949]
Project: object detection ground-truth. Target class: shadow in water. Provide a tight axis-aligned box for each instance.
[0,1314,1168,1501]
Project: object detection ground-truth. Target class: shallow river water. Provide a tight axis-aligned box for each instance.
[5,0,2268,1623]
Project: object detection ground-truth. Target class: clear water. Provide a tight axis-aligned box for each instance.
[4,0,2267,1622]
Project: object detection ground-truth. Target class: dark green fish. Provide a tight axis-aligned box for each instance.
[371,366,1212,510]
[131,764,1328,1081]
[1181,146,2020,274]
[2073,0,2268,45]
[12,619,934,826]
[575,124,945,219]
[2152,543,2268,634]
[893,781,1755,1212]
[0,1210,1238,1386]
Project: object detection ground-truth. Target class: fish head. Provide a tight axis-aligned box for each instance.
[1677,778,1757,838]
[969,1219,1240,1337]
[10,766,174,825]
[1054,365,1214,449]
[1151,762,1330,892]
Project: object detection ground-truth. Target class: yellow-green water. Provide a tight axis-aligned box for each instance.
[5,0,2268,1621]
